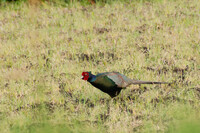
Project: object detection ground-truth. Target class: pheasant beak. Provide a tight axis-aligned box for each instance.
[81,76,84,79]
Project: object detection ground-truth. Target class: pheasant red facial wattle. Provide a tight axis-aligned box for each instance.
[81,72,89,80]
[81,71,169,98]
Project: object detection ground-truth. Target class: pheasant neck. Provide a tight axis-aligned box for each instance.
[88,74,96,82]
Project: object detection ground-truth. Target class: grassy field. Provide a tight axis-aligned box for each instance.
[0,0,200,132]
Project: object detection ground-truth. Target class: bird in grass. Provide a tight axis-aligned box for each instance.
[81,71,168,98]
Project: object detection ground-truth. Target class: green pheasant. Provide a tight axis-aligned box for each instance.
[81,72,168,98]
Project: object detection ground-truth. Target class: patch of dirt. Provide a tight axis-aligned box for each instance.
[61,51,119,64]
[135,24,149,34]
[45,102,55,113]
[93,27,111,34]
[119,27,133,32]
[145,66,169,75]
[190,87,200,98]
[192,87,200,93]
[14,103,41,112]
[98,98,108,104]
[144,65,189,80]
[150,95,194,107]
[99,113,109,121]
[59,82,73,98]
[173,66,189,82]
[137,46,150,57]
[80,98,95,108]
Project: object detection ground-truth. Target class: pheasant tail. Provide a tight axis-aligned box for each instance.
[131,80,168,84]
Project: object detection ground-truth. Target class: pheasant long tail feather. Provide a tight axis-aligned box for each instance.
[131,80,168,84]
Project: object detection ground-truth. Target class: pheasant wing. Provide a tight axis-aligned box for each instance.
[105,72,133,88]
